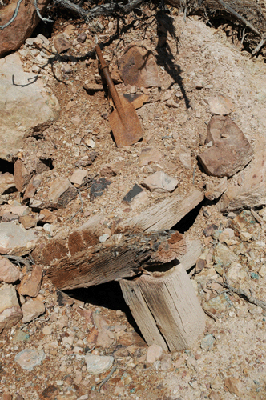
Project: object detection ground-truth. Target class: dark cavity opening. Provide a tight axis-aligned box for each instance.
[172,200,203,234]
[63,280,143,337]
[0,159,14,174]
[40,158,54,171]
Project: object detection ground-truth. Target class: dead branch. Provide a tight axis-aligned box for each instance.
[0,0,23,29]
[34,0,54,22]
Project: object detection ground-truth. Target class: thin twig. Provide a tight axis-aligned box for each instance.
[98,365,117,391]
[217,0,261,36]
[252,35,266,55]
[0,0,23,30]
[34,0,54,23]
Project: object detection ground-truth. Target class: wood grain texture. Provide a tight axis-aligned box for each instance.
[120,264,206,351]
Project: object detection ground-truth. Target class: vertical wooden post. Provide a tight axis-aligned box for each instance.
[120,264,205,351]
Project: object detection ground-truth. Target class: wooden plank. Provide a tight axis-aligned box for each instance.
[120,189,204,232]
[120,264,205,351]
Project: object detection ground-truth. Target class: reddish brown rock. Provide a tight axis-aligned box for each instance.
[119,46,161,88]
[0,0,49,57]
[21,297,45,323]
[198,116,253,177]
[17,264,42,297]
[19,214,38,229]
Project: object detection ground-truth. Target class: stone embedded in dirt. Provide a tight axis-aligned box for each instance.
[123,184,143,203]
[123,93,149,109]
[200,334,215,351]
[141,171,178,192]
[0,173,16,195]
[85,354,114,375]
[219,146,266,211]
[14,349,46,371]
[224,377,242,397]
[198,116,253,177]
[21,298,45,323]
[70,169,88,186]
[0,53,60,161]
[0,284,22,332]
[179,149,192,169]
[96,328,116,348]
[207,95,234,115]
[0,0,49,57]
[146,344,163,363]
[0,222,37,255]
[77,32,87,43]
[0,256,22,283]
[53,34,71,54]
[205,177,228,201]
[18,214,38,230]
[90,178,111,201]
[119,46,161,88]
[48,178,77,208]
[139,147,163,166]
[17,264,42,297]
[131,190,149,211]
[39,209,57,224]
[83,82,103,93]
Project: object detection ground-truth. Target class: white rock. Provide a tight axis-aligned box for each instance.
[207,95,234,115]
[15,349,45,371]
[70,169,88,186]
[146,344,163,363]
[85,354,114,374]
[0,222,37,256]
[0,284,22,332]
[142,171,178,192]
[99,234,110,243]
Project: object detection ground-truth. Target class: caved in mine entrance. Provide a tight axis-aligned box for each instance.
[171,200,203,234]
[0,158,14,174]
[63,281,143,338]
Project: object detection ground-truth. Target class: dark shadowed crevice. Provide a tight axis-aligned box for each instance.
[0,158,14,174]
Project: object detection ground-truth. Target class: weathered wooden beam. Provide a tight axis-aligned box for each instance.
[120,264,206,351]
[46,230,189,290]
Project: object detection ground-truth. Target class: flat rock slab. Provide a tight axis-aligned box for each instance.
[219,145,266,211]
[85,354,114,375]
[198,116,253,177]
[119,46,161,88]
[0,53,60,160]
[0,222,38,255]
[0,284,22,332]
[21,298,45,323]
[0,256,23,283]
[142,171,178,192]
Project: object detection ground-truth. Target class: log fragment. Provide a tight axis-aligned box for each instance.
[120,264,205,351]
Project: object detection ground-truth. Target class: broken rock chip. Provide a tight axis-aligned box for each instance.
[48,178,77,208]
[142,171,178,192]
[119,46,160,88]
[0,256,22,283]
[53,33,71,53]
[205,177,228,201]
[0,284,22,332]
[15,349,46,371]
[139,147,162,167]
[70,169,88,186]
[0,222,37,255]
[198,116,253,177]
[0,53,60,160]
[17,264,42,297]
[85,354,114,375]
[207,95,234,115]
[21,298,45,323]
[123,184,143,203]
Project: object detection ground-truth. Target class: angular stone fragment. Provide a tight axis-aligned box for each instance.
[207,95,234,115]
[0,284,22,332]
[85,354,114,374]
[19,214,38,229]
[22,298,45,323]
[219,146,266,211]
[0,222,37,255]
[53,34,71,53]
[17,265,42,297]
[0,54,60,160]
[119,46,160,87]
[0,173,16,195]
[142,171,178,192]
[198,116,253,177]
[0,256,22,283]
[0,0,49,57]
[139,147,162,166]
[15,349,46,371]
[70,169,88,186]
[48,178,77,208]
[123,184,143,203]
[205,177,228,201]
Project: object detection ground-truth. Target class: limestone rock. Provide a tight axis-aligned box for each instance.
[48,178,77,208]
[17,264,42,297]
[198,116,253,177]
[139,147,163,166]
[0,284,22,332]
[14,349,46,371]
[207,95,234,115]
[219,146,266,211]
[0,53,60,160]
[205,177,228,201]
[0,222,38,255]
[0,0,49,57]
[146,344,163,363]
[0,256,22,283]
[142,171,178,192]
[21,298,45,323]
[85,354,114,375]
[70,169,88,186]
